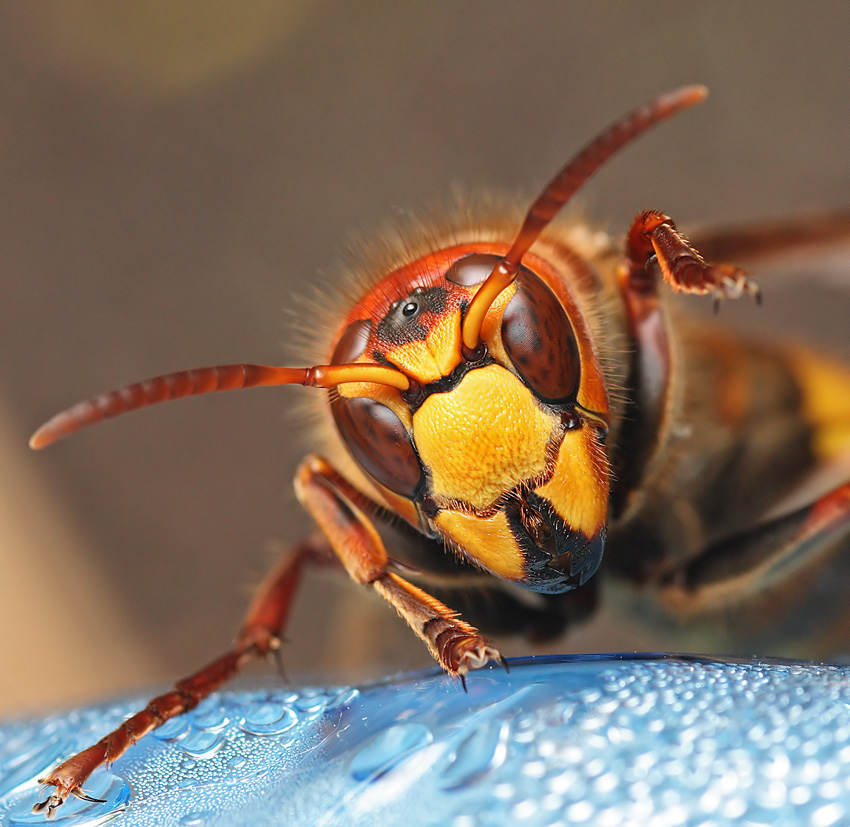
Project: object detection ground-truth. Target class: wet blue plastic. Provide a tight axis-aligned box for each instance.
[2,654,850,826]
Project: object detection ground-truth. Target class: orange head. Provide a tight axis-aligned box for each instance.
[328,242,610,591]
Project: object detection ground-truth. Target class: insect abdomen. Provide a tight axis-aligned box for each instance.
[788,350,850,464]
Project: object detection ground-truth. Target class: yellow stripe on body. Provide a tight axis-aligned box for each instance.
[790,350,850,461]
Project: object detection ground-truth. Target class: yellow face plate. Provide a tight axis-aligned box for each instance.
[413,364,558,511]
[535,426,609,539]
[434,508,525,581]
[384,310,464,385]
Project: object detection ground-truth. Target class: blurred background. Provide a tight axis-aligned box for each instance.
[0,2,848,718]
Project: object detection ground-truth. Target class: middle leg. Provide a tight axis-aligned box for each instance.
[657,480,850,616]
[33,535,330,817]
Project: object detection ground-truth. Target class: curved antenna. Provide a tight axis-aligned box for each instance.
[462,84,709,350]
[30,361,409,449]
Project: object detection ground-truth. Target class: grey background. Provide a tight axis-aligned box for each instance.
[1,2,848,715]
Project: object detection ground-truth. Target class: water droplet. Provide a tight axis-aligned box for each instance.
[192,708,229,732]
[9,771,129,826]
[440,720,507,789]
[152,716,190,742]
[0,734,72,798]
[179,729,223,760]
[292,693,328,714]
[179,810,215,826]
[350,723,433,781]
[239,703,297,736]
[327,687,359,710]
[227,754,247,769]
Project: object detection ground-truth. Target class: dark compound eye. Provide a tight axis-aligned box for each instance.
[331,396,424,499]
[501,269,580,404]
[402,301,419,317]
[331,319,372,365]
[330,317,424,498]
[445,253,501,286]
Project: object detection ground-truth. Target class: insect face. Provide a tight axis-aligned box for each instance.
[329,244,610,591]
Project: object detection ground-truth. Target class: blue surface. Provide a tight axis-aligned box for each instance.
[2,654,850,826]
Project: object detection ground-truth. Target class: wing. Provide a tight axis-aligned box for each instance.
[688,210,850,287]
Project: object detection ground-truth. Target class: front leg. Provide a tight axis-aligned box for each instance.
[295,455,505,682]
[33,536,329,817]
[33,454,505,817]
[625,210,761,305]
[613,211,759,519]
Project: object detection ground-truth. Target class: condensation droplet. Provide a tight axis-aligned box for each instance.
[239,703,297,737]
[152,716,190,742]
[440,720,508,789]
[180,730,224,760]
[192,708,229,732]
[292,694,329,714]
[179,810,215,826]
[350,723,433,781]
[327,688,360,710]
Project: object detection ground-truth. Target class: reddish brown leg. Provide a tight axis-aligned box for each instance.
[294,454,504,682]
[659,480,850,615]
[612,247,671,519]
[626,210,761,305]
[33,537,329,818]
[613,210,759,518]
[36,456,503,817]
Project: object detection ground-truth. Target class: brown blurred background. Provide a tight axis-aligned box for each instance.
[1,2,848,718]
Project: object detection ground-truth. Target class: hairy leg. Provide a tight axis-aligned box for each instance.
[294,455,505,682]
[35,455,504,815]
[658,481,850,615]
[33,536,329,817]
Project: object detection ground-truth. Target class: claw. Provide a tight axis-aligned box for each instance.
[271,645,290,685]
[457,639,503,672]
[707,265,759,313]
[451,636,505,693]
[71,789,107,804]
[33,774,105,818]
[32,789,66,819]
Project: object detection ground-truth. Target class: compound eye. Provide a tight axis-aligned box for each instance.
[331,396,424,499]
[445,253,501,286]
[331,319,372,364]
[501,269,580,404]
